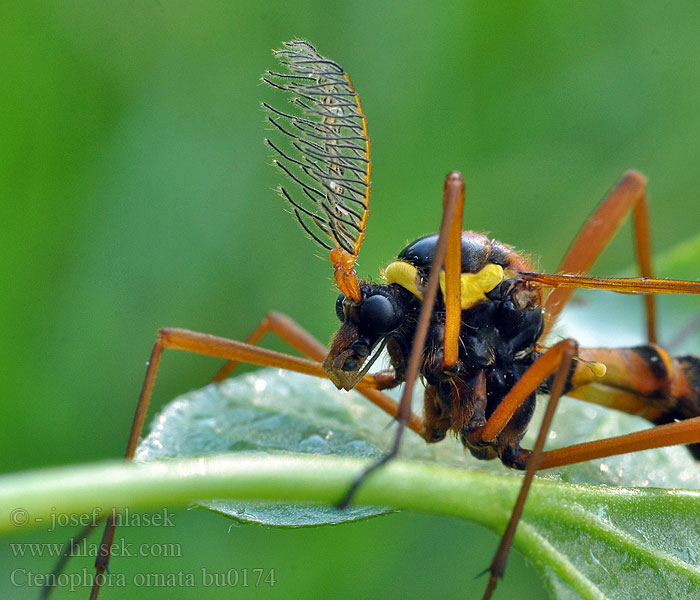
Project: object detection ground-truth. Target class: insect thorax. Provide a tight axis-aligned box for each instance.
[384,230,545,377]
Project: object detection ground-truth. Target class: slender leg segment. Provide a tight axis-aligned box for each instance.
[441,176,465,369]
[211,311,329,381]
[481,339,578,600]
[538,416,700,469]
[543,170,657,341]
[524,272,700,296]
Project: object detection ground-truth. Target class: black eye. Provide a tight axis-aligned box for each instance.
[359,294,397,334]
[335,293,346,322]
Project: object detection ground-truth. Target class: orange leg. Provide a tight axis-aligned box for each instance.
[210,311,328,381]
[524,271,700,296]
[441,175,465,368]
[543,170,656,341]
[538,416,700,469]
[86,325,423,600]
[479,339,579,600]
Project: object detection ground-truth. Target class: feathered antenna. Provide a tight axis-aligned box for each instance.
[263,40,371,301]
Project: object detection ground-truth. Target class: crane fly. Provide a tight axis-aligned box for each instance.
[49,40,700,600]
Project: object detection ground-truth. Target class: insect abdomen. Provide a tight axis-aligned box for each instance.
[569,345,700,459]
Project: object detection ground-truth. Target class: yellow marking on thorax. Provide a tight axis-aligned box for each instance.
[441,263,505,309]
[383,261,423,298]
[383,260,506,309]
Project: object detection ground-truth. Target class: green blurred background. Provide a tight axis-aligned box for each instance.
[2,1,700,598]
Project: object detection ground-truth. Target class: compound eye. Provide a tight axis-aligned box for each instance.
[359,294,397,335]
[335,293,347,322]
